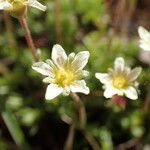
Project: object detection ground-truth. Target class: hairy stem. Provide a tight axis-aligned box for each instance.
[18,17,38,61]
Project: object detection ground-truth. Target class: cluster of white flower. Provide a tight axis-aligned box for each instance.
[1,0,147,103]
[32,44,142,101]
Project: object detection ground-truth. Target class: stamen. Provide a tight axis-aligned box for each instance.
[55,69,76,87]
[113,75,127,89]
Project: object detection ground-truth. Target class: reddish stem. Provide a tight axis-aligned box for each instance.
[18,17,38,61]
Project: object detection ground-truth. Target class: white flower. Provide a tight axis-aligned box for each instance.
[0,0,47,12]
[95,57,141,100]
[138,26,150,51]
[32,44,90,100]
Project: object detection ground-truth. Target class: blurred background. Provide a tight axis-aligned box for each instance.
[0,0,150,149]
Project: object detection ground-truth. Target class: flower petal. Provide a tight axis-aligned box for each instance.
[52,44,67,68]
[103,87,117,98]
[0,1,12,10]
[45,84,63,100]
[27,0,47,11]
[71,51,90,71]
[66,52,75,68]
[128,67,142,82]
[114,57,125,73]
[43,76,54,83]
[32,62,52,76]
[95,73,111,84]
[138,26,150,40]
[70,80,89,94]
[139,41,150,51]
[124,86,138,100]
[46,59,57,69]
[68,52,75,61]
[124,67,131,76]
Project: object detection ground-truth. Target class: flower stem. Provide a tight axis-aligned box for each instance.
[63,113,76,150]
[65,92,101,150]
[63,92,85,150]
[1,109,30,150]
[81,129,100,150]
[70,92,86,129]
[18,16,38,61]
[3,12,17,49]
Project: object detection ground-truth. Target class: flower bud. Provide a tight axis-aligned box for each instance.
[6,0,27,18]
[112,95,126,110]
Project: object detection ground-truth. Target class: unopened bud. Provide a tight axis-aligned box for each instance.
[112,95,126,110]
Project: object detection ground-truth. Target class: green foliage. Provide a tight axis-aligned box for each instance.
[0,0,149,149]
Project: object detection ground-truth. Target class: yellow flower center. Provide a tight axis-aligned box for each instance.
[55,69,76,87]
[112,75,127,89]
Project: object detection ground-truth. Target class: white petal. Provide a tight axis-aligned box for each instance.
[46,59,57,69]
[43,76,54,83]
[28,0,47,11]
[66,53,75,67]
[71,51,90,71]
[124,67,131,76]
[68,52,75,61]
[70,80,89,94]
[0,1,12,10]
[128,67,142,82]
[114,57,125,73]
[139,42,150,51]
[45,84,63,100]
[124,86,138,100]
[32,62,52,76]
[52,44,67,68]
[95,73,111,84]
[103,87,117,98]
[138,26,150,40]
